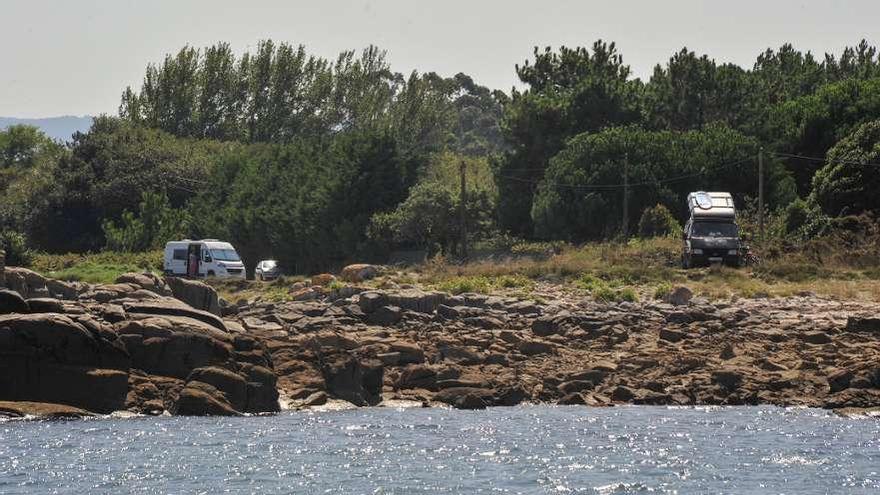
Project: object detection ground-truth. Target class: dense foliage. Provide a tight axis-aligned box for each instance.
[638,204,681,239]
[2,39,880,273]
[811,119,880,216]
[530,125,795,240]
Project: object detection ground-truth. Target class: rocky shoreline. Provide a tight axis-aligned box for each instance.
[2,265,880,419]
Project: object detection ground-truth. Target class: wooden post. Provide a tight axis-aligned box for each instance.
[758,146,764,242]
[622,152,629,240]
[459,160,467,259]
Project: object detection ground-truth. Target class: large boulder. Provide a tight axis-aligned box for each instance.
[123,299,227,332]
[0,400,95,419]
[25,297,66,314]
[165,276,221,316]
[116,272,172,297]
[3,267,77,299]
[358,291,388,313]
[395,364,438,390]
[180,364,279,414]
[240,363,281,413]
[367,305,402,326]
[0,289,29,314]
[187,366,248,411]
[385,289,447,314]
[322,355,383,406]
[115,316,233,380]
[172,381,240,416]
[340,264,379,282]
[0,313,130,412]
[434,387,495,409]
[663,286,693,306]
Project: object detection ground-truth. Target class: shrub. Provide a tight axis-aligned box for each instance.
[436,276,493,295]
[0,230,34,267]
[638,204,681,238]
[496,274,533,289]
[653,281,673,299]
[574,273,607,292]
[782,197,830,240]
[574,273,638,302]
[102,191,187,252]
[368,180,495,257]
[618,287,639,302]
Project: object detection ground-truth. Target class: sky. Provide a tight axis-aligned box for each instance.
[1,0,878,118]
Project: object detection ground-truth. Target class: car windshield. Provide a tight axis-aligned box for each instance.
[263,260,277,269]
[211,249,241,262]
[692,222,738,238]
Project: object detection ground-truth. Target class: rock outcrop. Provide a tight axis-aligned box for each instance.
[0,313,130,413]
[0,289,29,314]
[228,286,880,412]
[340,264,379,282]
[4,267,79,300]
[165,276,221,316]
[0,268,280,416]
[0,400,95,419]
[4,265,880,415]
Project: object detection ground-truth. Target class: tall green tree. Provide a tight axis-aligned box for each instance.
[496,41,642,236]
[811,119,880,216]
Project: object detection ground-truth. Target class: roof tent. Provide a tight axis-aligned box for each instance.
[687,191,735,219]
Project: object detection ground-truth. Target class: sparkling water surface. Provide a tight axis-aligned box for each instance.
[1,405,879,494]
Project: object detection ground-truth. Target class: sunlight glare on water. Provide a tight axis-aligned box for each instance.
[1,405,879,494]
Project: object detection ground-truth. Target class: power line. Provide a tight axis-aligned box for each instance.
[496,156,752,191]
[496,171,705,189]
[771,151,880,168]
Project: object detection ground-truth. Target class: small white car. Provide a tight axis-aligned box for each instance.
[254,260,281,281]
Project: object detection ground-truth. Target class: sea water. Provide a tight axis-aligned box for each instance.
[1,405,879,494]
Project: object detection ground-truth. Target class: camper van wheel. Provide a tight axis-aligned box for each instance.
[207,270,215,278]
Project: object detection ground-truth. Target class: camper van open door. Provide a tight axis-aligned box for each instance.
[187,243,201,278]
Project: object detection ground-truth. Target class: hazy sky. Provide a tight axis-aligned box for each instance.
[2,0,878,117]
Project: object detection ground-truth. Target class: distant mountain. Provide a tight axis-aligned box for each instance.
[0,115,94,142]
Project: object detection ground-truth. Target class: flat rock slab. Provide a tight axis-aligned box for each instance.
[0,401,94,419]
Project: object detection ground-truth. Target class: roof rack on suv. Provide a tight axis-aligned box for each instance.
[687,191,735,219]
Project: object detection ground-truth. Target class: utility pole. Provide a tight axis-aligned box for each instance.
[758,146,764,243]
[622,152,629,240]
[459,160,468,259]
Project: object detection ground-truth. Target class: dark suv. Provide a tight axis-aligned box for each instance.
[682,218,742,268]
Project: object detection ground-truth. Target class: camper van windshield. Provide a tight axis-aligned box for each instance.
[692,222,738,238]
[211,249,241,262]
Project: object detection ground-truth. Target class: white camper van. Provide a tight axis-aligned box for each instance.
[163,239,246,279]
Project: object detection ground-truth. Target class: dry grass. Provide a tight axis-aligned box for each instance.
[35,234,880,303]
[408,236,880,302]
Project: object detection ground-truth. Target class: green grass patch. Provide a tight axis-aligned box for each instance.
[653,281,673,300]
[495,274,533,289]
[47,262,151,284]
[32,250,163,273]
[574,273,639,302]
[30,250,164,285]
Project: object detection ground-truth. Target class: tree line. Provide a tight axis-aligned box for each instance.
[1,39,879,271]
